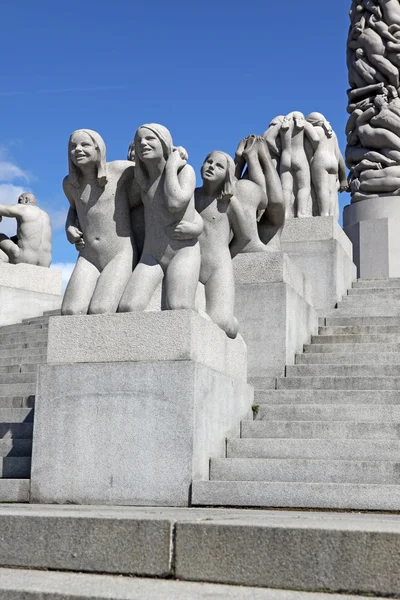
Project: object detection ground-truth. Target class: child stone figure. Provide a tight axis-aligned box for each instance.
[118,124,202,312]
[194,151,254,339]
[62,129,137,315]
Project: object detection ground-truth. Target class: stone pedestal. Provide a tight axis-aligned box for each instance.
[30,311,253,507]
[233,252,318,388]
[281,217,357,314]
[0,263,62,326]
[344,196,400,278]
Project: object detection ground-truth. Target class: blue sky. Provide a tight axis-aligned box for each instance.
[0,0,351,286]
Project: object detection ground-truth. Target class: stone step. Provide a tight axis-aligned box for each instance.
[0,408,33,423]
[22,315,51,325]
[348,286,400,296]
[0,355,46,367]
[286,364,400,377]
[0,439,32,457]
[0,480,29,502]
[331,307,400,317]
[319,324,400,335]
[0,323,47,335]
[0,422,32,438]
[296,352,400,365]
[0,333,48,346]
[311,333,400,344]
[227,438,400,461]
[0,505,399,597]
[255,389,400,405]
[0,384,37,397]
[0,569,355,600]
[0,396,34,408]
[0,347,47,360]
[0,341,47,355]
[210,457,400,485]
[257,403,400,421]
[324,316,400,327]
[354,278,400,288]
[0,364,38,374]
[191,480,400,511]
[304,341,400,353]
[242,419,400,439]
[0,373,36,385]
[277,376,400,390]
[0,457,31,477]
[43,308,61,316]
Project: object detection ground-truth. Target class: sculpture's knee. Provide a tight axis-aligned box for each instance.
[118,298,146,313]
[61,300,88,316]
[209,311,239,339]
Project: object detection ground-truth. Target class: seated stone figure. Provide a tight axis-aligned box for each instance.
[0,193,52,267]
[119,123,203,313]
[62,129,137,315]
[194,151,253,339]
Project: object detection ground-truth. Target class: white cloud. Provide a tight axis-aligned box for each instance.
[0,161,29,182]
[0,183,27,236]
[51,262,75,293]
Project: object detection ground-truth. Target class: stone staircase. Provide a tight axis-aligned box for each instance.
[0,311,55,502]
[192,277,400,510]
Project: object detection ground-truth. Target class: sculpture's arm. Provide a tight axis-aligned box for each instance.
[164,155,196,214]
[263,123,282,155]
[304,122,320,151]
[348,39,361,51]
[63,178,84,249]
[172,210,204,241]
[336,139,349,189]
[129,178,142,209]
[228,197,253,259]
[356,106,376,125]
[346,110,362,137]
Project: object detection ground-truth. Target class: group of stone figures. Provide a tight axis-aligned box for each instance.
[347,0,400,201]
[0,119,347,339]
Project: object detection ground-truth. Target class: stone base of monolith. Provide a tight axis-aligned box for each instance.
[233,251,318,388]
[30,310,253,507]
[344,196,400,278]
[281,217,357,314]
[0,263,62,325]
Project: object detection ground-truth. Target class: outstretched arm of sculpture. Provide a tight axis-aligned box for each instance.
[164,149,196,214]
[0,204,25,219]
[228,196,253,259]
[172,210,204,240]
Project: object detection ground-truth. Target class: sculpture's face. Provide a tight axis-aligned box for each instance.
[69,132,98,167]
[135,128,164,162]
[18,193,36,205]
[201,152,227,186]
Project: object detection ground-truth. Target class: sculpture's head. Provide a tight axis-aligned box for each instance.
[134,123,174,190]
[18,192,37,206]
[355,48,364,59]
[306,112,333,138]
[127,140,135,164]
[374,93,388,109]
[269,115,285,128]
[201,151,236,201]
[67,129,107,188]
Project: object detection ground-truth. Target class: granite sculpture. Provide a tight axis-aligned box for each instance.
[346,0,400,202]
[62,129,137,315]
[118,124,202,313]
[261,112,348,218]
[0,193,52,267]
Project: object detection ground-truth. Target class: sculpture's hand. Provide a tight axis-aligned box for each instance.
[67,225,84,245]
[168,147,188,171]
[339,182,350,193]
[172,220,196,240]
[75,238,85,251]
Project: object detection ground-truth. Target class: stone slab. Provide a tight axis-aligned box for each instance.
[344,196,400,278]
[281,217,356,313]
[31,361,253,506]
[0,263,62,295]
[47,310,247,383]
[0,568,387,600]
[0,505,399,597]
[233,252,317,382]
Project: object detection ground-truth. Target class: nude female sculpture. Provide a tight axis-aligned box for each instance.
[306,113,349,217]
[0,193,52,267]
[195,151,253,338]
[118,124,202,313]
[62,129,136,315]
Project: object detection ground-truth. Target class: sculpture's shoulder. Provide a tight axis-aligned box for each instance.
[107,160,135,180]
[234,178,259,195]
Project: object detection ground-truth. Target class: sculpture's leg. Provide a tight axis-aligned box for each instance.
[89,251,134,315]
[280,170,294,219]
[164,244,201,311]
[257,142,285,226]
[311,165,331,216]
[295,167,312,218]
[61,256,100,316]
[118,255,163,312]
[0,234,20,264]
[205,265,238,339]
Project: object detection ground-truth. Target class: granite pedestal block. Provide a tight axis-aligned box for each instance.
[30,311,253,507]
[344,197,400,278]
[233,252,318,387]
[281,217,357,314]
[0,263,62,326]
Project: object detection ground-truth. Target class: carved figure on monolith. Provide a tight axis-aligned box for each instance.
[195,151,253,338]
[0,193,52,267]
[346,0,400,202]
[62,129,137,315]
[118,124,202,313]
[306,113,349,217]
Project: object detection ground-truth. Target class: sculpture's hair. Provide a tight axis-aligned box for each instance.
[127,140,135,164]
[202,151,236,202]
[18,192,37,206]
[67,129,107,188]
[134,123,174,192]
[306,112,333,137]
